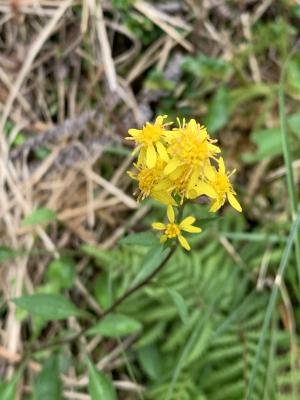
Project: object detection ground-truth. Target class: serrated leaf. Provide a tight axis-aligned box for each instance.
[87,314,142,337]
[131,245,170,287]
[119,232,158,246]
[13,293,86,320]
[22,207,56,227]
[33,355,62,400]
[167,288,189,324]
[88,360,117,400]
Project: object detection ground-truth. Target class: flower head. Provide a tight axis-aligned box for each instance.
[196,158,242,212]
[152,206,202,251]
[164,119,221,175]
[126,115,170,168]
[128,160,175,205]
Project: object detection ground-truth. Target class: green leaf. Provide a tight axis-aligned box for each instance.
[87,314,142,337]
[46,256,75,290]
[204,87,231,134]
[13,293,86,320]
[182,53,232,80]
[131,245,170,287]
[33,356,62,400]
[21,207,56,227]
[167,288,189,324]
[242,128,282,163]
[88,360,117,400]
[81,244,119,269]
[138,345,161,380]
[119,232,158,246]
[0,373,19,400]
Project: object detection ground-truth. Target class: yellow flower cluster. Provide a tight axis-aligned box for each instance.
[127,115,242,250]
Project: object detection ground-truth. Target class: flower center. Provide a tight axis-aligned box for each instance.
[139,124,162,145]
[214,174,230,194]
[165,223,180,238]
[169,128,209,166]
[138,169,159,195]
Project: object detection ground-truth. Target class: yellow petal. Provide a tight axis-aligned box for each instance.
[164,158,181,175]
[195,182,217,198]
[203,164,216,181]
[155,115,167,126]
[178,234,190,251]
[219,157,225,174]
[152,191,176,206]
[152,222,166,230]
[187,169,199,190]
[210,200,221,213]
[227,192,242,212]
[181,225,202,233]
[128,129,140,137]
[167,205,175,223]
[146,145,157,168]
[180,216,195,228]
[156,142,169,162]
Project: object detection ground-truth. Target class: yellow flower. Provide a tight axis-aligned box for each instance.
[126,115,170,168]
[196,158,242,212]
[152,206,202,251]
[128,160,175,205]
[164,119,221,194]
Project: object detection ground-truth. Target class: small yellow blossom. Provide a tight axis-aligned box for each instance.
[128,160,175,205]
[197,158,242,212]
[152,206,202,251]
[126,115,170,168]
[164,119,221,177]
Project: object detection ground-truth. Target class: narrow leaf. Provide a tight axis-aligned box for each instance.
[119,232,158,246]
[131,245,170,287]
[88,360,117,400]
[13,293,86,320]
[87,314,142,338]
[167,288,189,324]
[33,355,62,400]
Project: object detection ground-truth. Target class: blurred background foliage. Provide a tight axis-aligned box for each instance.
[0,0,300,399]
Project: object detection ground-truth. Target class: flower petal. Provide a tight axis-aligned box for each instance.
[227,192,242,212]
[152,191,176,206]
[167,205,175,223]
[178,234,190,251]
[195,182,217,198]
[128,129,140,137]
[182,225,202,233]
[164,158,181,175]
[209,200,221,213]
[179,216,196,228]
[218,157,225,174]
[152,222,166,230]
[146,144,157,168]
[156,141,169,162]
